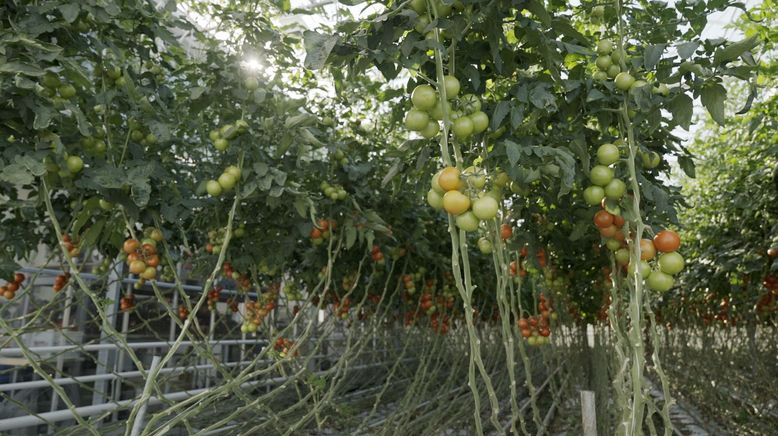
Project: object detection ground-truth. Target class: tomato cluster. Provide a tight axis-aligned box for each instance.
[370,245,385,265]
[207,165,241,197]
[1,273,25,300]
[208,120,249,152]
[60,234,80,258]
[333,296,351,320]
[319,181,348,201]
[273,337,297,358]
[207,287,221,311]
[177,304,189,320]
[427,166,500,232]
[122,227,164,285]
[517,294,555,346]
[283,282,304,301]
[120,294,135,312]
[310,219,336,246]
[430,312,450,335]
[53,272,71,293]
[404,80,489,141]
[241,294,277,333]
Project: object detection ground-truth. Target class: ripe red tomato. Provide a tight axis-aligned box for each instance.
[593,210,614,228]
[653,230,681,252]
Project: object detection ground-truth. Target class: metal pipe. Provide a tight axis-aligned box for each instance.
[0,339,269,356]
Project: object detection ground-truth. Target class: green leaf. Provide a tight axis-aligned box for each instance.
[643,44,665,70]
[253,162,269,177]
[713,35,759,65]
[0,163,34,185]
[303,31,339,70]
[58,4,80,23]
[700,83,727,126]
[0,62,45,76]
[33,106,53,130]
[676,41,700,60]
[678,155,696,178]
[668,93,693,130]
[82,219,106,247]
[346,225,357,249]
[491,101,510,131]
[504,140,521,167]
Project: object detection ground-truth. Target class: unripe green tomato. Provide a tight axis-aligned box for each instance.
[429,99,451,120]
[99,199,113,211]
[414,15,430,34]
[607,64,621,78]
[614,248,630,265]
[477,237,493,254]
[596,40,613,55]
[610,49,625,64]
[614,72,635,91]
[209,130,220,142]
[658,251,685,275]
[66,156,84,174]
[628,260,652,279]
[431,171,445,194]
[145,133,157,144]
[214,138,229,151]
[593,71,608,81]
[41,72,61,89]
[442,75,460,99]
[605,238,622,251]
[115,76,127,87]
[218,173,237,190]
[411,84,437,111]
[592,5,605,17]
[597,143,620,165]
[59,84,77,99]
[206,180,223,197]
[604,178,626,199]
[464,167,486,189]
[641,151,661,169]
[434,0,452,17]
[589,165,614,186]
[404,109,429,131]
[244,77,259,90]
[485,188,502,202]
[494,172,509,188]
[653,83,670,96]
[510,181,530,195]
[469,111,489,134]
[420,121,440,139]
[225,165,241,179]
[409,0,426,14]
[459,94,481,114]
[630,80,648,91]
[583,186,605,206]
[646,270,674,292]
[426,189,444,209]
[455,211,480,232]
[595,55,612,71]
[452,116,474,139]
[472,196,499,220]
[336,189,348,200]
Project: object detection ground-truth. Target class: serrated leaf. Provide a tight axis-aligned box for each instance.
[0,164,34,185]
[668,93,693,130]
[303,31,339,70]
[504,140,521,167]
[643,44,665,70]
[700,83,727,126]
[491,101,510,131]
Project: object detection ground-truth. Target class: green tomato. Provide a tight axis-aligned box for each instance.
[411,84,437,111]
[41,72,61,89]
[607,64,621,78]
[614,72,635,91]
[225,165,241,179]
[99,199,113,211]
[429,99,451,120]
[244,77,259,90]
[404,109,429,131]
[658,252,685,275]
[610,49,625,64]
[472,196,499,220]
[477,237,493,254]
[463,166,486,189]
[614,248,630,265]
[433,0,452,17]
[628,260,652,279]
[583,186,605,206]
[66,156,84,174]
[653,83,670,96]
[596,40,613,55]
[426,189,444,209]
[414,15,430,34]
[595,55,612,71]
[442,75,460,100]
[218,173,237,190]
[605,238,622,251]
[589,165,614,186]
[59,84,77,99]
[337,189,347,200]
[209,130,220,141]
[452,116,474,139]
[455,211,480,232]
[469,111,489,134]
[646,270,674,292]
[206,180,223,197]
[641,151,661,169]
[420,121,440,139]
[597,143,620,165]
[604,178,626,200]
[592,6,605,17]
[214,138,229,151]
[593,71,608,81]
[431,171,445,194]
[409,0,426,14]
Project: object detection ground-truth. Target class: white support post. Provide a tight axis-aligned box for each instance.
[581,390,597,436]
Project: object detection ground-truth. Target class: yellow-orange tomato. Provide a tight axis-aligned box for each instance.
[640,239,656,260]
[437,167,461,192]
[442,190,470,215]
[129,260,147,274]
